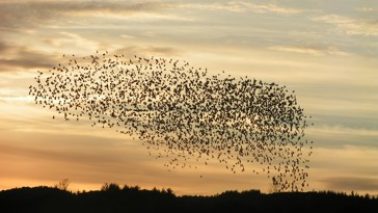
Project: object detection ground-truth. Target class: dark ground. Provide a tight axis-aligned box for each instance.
[0,184,377,213]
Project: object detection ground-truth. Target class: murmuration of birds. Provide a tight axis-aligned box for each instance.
[29,51,313,192]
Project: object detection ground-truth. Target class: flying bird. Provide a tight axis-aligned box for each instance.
[29,51,313,192]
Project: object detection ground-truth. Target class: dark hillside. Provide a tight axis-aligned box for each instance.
[0,185,377,213]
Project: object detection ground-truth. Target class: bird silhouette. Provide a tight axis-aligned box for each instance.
[29,51,313,192]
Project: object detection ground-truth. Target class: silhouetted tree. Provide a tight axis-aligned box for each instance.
[101,183,121,191]
[0,185,377,213]
[54,178,70,191]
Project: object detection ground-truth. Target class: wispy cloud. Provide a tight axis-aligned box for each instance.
[0,41,57,70]
[180,1,302,14]
[308,125,378,138]
[43,32,100,54]
[313,15,378,36]
[269,45,350,56]
[114,45,182,57]
[0,0,302,30]
[323,177,378,191]
[0,0,173,28]
[0,37,181,71]
[356,7,378,12]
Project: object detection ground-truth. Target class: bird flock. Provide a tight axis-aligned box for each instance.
[29,51,313,192]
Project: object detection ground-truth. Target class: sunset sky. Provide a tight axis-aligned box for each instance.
[0,0,378,195]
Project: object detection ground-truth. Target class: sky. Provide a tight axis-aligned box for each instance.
[0,0,378,195]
